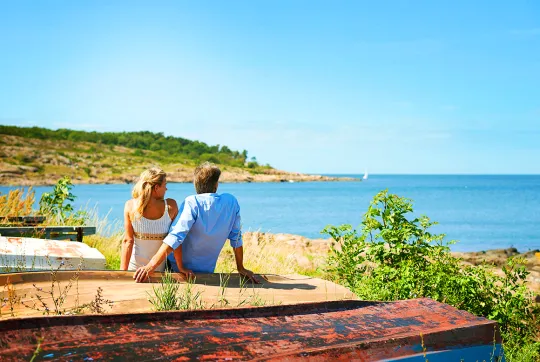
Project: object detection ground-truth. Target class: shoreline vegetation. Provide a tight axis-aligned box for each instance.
[237,232,540,295]
[0,125,355,186]
[2,181,539,360]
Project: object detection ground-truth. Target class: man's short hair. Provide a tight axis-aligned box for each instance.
[194,162,221,194]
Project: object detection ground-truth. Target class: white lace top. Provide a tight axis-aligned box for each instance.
[128,199,172,272]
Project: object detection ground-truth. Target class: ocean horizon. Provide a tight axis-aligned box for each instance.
[1,174,539,253]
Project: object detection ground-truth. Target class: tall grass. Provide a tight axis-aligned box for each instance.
[0,187,35,218]
[147,271,204,311]
[215,231,323,276]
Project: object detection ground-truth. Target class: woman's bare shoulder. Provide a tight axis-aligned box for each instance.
[124,199,136,210]
[166,198,179,209]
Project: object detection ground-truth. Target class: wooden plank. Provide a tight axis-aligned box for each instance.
[0,297,503,361]
[0,216,46,226]
[0,226,96,242]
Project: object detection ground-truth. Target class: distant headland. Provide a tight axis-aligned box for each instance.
[0,125,356,186]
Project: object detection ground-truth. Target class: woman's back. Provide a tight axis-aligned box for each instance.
[128,199,173,272]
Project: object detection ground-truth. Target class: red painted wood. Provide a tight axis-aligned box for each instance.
[0,298,500,361]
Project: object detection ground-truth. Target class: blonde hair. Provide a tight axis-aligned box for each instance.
[132,167,166,219]
[194,162,221,194]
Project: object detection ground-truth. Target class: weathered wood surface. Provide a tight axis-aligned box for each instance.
[0,298,503,361]
[0,237,106,271]
[0,271,356,318]
[0,226,96,242]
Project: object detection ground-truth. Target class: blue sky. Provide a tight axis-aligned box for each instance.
[1,1,539,174]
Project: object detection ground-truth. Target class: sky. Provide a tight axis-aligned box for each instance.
[0,1,539,174]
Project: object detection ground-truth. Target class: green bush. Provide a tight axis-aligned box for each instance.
[323,190,539,361]
[39,176,87,224]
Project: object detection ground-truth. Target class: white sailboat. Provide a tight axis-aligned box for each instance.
[362,170,368,180]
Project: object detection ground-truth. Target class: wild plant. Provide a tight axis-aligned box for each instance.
[0,187,35,218]
[29,336,44,362]
[39,176,87,224]
[20,259,83,315]
[217,272,231,308]
[148,271,182,311]
[0,237,38,273]
[148,271,205,311]
[177,279,205,310]
[76,287,114,314]
[236,274,250,307]
[1,278,21,317]
[324,190,539,361]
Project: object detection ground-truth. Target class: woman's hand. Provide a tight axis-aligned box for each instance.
[133,264,154,283]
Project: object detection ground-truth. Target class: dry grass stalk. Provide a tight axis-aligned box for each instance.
[0,187,35,218]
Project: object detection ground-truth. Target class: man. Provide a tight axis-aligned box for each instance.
[134,162,258,283]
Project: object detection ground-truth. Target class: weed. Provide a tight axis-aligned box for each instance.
[148,271,205,311]
[216,272,231,308]
[77,287,114,314]
[29,336,44,362]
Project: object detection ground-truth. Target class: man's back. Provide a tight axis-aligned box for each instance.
[165,192,242,273]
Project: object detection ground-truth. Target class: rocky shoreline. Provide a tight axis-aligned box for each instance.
[243,232,540,295]
[0,166,356,186]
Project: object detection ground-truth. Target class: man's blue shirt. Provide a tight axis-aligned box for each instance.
[164,193,242,273]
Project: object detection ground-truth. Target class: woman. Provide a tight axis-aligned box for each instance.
[121,167,178,272]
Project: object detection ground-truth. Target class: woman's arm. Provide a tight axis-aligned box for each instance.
[133,242,173,282]
[120,200,135,271]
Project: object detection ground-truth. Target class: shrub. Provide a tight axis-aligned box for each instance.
[39,176,87,224]
[323,190,539,361]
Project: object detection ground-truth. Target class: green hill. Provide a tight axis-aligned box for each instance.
[0,125,348,185]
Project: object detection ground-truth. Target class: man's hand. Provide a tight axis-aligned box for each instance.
[178,267,196,282]
[133,265,154,283]
[238,267,261,284]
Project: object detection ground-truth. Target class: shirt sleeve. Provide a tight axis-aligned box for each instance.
[228,200,243,248]
[163,198,197,250]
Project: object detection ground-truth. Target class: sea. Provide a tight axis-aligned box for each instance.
[1,175,539,252]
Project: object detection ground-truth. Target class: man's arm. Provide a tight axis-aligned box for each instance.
[228,202,260,284]
[134,199,197,282]
[233,246,260,284]
[173,245,195,280]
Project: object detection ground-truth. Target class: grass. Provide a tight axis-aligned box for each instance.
[0,187,35,217]
[147,270,272,311]
[214,231,324,276]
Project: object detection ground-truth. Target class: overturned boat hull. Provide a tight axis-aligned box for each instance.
[0,298,503,361]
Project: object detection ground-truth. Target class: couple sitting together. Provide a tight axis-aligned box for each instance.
[120,162,258,283]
